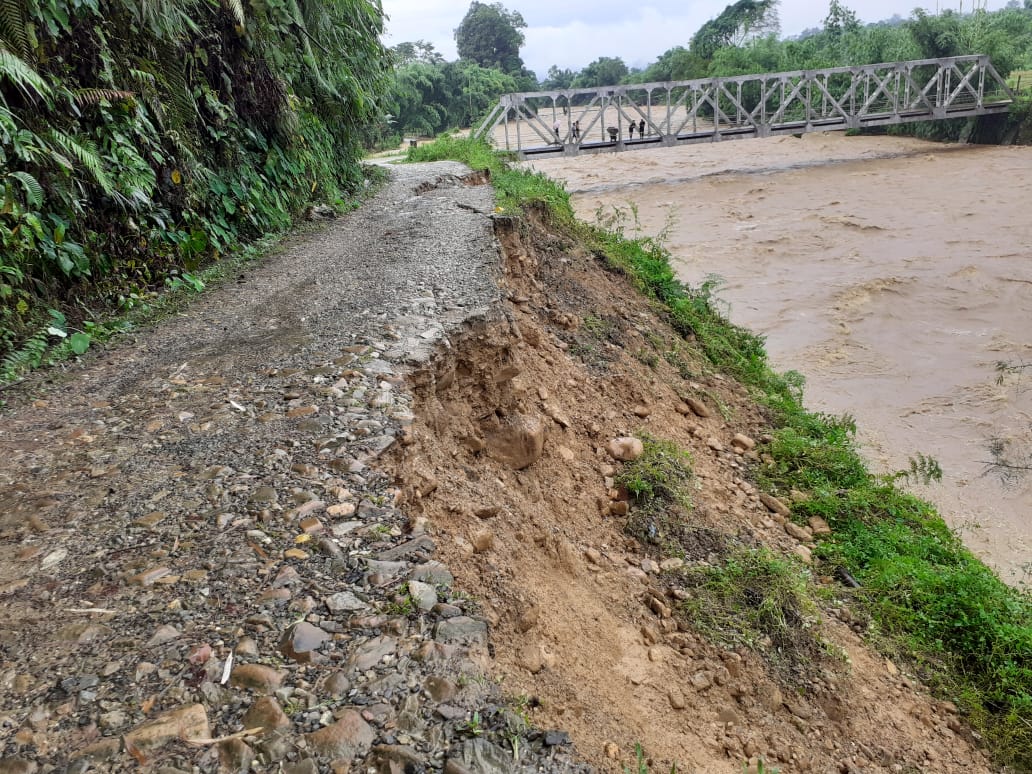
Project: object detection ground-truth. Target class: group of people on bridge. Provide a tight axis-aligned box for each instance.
[552,118,648,144]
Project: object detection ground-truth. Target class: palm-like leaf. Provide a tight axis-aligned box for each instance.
[220,0,245,29]
[74,88,136,107]
[0,0,29,58]
[0,44,50,101]
[6,170,43,207]
[46,130,114,194]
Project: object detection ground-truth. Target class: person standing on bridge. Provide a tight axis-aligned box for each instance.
[639,119,645,137]
[553,118,561,143]
[572,120,580,140]
[628,120,635,140]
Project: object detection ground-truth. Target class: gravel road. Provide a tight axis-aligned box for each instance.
[0,162,589,773]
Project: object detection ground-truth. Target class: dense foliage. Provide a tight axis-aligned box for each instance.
[383,1,535,140]
[0,0,389,371]
[454,1,527,74]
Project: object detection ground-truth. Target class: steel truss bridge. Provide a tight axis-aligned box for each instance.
[475,55,1013,158]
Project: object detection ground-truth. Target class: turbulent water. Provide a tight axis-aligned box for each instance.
[529,134,1032,584]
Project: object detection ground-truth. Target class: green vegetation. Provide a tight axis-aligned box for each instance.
[410,134,1032,771]
[0,0,389,378]
[679,546,829,681]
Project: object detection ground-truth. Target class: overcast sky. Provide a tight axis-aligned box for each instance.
[378,0,1009,78]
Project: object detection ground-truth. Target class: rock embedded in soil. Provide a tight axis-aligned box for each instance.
[483,413,546,469]
[607,436,644,461]
[230,664,286,693]
[684,397,712,418]
[305,710,375,759]
[124,703,210,751]
[759,492,791,517]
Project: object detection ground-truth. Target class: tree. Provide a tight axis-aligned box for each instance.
[572,56,629,88]
[824,0,861,38]
[630,46,705,82]
[392,40,445,66]
[691,0,781,59]
[454,2,527,75]
[541,65,575,90]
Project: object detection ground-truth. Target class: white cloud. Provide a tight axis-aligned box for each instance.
[379,0,1011,78]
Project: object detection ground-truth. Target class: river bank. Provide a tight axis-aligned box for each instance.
[528,132,1032,585]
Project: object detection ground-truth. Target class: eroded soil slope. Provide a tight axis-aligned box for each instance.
[391,205,992,774]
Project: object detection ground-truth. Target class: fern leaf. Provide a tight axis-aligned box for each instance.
[7,170,43,207]
[74,88,136,107]
[0,0,29,58]
[0,44,50,100]
[46,131,114,194]
[220,0,245,29]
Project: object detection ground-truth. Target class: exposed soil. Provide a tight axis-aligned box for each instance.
[389,204,994,773]
[0,161,996,773]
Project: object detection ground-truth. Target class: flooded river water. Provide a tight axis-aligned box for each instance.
[529,134,1032,583]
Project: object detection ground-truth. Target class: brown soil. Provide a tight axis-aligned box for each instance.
[390,205,993,774]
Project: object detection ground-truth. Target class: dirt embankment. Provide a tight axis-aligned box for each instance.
[0,161,996,774]
[390,205,992,774]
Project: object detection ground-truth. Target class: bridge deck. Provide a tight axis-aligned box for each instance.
[476,55,1013,159]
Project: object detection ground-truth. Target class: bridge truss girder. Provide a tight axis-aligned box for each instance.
[475,55,1013,159]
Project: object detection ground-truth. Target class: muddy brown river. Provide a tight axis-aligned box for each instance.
[529,134,1032,584]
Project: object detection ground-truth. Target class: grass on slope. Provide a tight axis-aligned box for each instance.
[407,135,1032,771]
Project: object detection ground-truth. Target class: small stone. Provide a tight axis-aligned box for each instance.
[808,516,832,536]
[632,405,651,418]
[134,511,167,528]
[327,503,357,517]
[130,567,172,586]
[235,637,259,657]
[325,591,368,613]
[759,493,791,517]
[146,624,181,647]
[218,738,255,773]
[408,581,438,611]
[731,433,755,450]
[691,671,712,691]
[306,710,375,759]
[784,521,813,542]
[668,690,686,710]
[607,437,644,461]
[660,557,684,571]
[279,622,329,663]
[483,413,546,470]
[516,606,539,633]
[424,676,456,703]
[124,703,210,751]
[793,544,813,564]
[684,398,711,418]
[609,500,629,517]
[230,664,285,693]
[472,530,494,553]
[242,696,291,734]
[321,671,351,697]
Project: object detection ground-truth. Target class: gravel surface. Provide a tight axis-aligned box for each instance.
[0,162,591,773]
